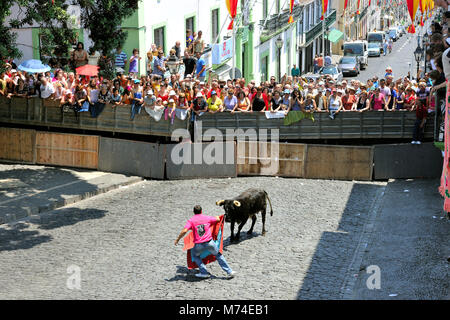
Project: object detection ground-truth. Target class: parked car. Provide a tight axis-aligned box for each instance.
[389,27,399,41]
[342,41,369,69]
[319,65,343,82]
[368,42,381,57]
[396,25,406,36]
[302,73,322,83]
[338,56,360,76]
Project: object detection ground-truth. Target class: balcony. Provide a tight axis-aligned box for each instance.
[304,10,337,45]
[259,5,303,43]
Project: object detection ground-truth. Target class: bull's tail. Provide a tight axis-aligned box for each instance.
[264,191,273,216]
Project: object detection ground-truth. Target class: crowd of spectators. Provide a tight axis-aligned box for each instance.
[1,13,450,144]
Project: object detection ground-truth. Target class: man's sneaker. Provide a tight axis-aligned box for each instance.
[416,141,422,145]
[411,141,417,144]
[227,271,236,278]
[195,273,210,278]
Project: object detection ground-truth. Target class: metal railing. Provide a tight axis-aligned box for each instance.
[0,97,189,137]
[196,110,434,140]
[0,97,434,141]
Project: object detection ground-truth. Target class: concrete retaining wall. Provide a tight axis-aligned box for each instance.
[166,142,237,179]
[98,137,165,179]
[373,143,443,179]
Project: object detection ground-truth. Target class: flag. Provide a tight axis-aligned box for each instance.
[344,0,348,11]
[226,0,238,30]
[288,0,294,24]
[184,215,225,270]
[356,0,361,15]
[407,0,420,33]
[321,0,328,20]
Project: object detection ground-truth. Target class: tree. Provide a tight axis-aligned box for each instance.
[74,0,139,78]
[5,0,78,70]
[1,0,139,77]
[0,1,23,72]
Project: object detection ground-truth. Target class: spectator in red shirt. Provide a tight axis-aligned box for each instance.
[411,99,428,144]
[342,87,357,111]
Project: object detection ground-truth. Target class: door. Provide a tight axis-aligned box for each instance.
[242,43,246,80]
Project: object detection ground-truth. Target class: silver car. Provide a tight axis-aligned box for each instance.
[368,42,381,57]
[338,56,360,76]
[319,65,343,82]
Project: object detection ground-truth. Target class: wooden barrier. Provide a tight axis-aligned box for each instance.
[304,145,374,181]
[35,132,99,169]
[0,127,36,163]
[237,141,307,177]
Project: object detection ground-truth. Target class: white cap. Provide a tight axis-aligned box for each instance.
[146,89,153,95]
[169,90,176,95]
[196,92,203,98]
[169,99,175,103]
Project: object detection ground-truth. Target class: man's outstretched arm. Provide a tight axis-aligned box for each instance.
[174,228,189,246]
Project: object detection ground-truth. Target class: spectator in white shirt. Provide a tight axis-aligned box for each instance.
[40,78,55,99]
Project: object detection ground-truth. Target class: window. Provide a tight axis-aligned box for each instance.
[186,17,195,34]
[211,9,219,43]
[304,7,309,31]
[263,0,268,19]
[154,26,165,52]
[261,55,268,82]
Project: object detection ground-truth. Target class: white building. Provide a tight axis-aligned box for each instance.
[7,0,337,81]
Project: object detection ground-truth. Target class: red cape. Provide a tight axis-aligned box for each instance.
[183,215,224,269]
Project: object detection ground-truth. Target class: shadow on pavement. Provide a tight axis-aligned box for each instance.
[0,166,102,224]
[296,183,385,300]
[165,265,233,282]
[0,207,108,252]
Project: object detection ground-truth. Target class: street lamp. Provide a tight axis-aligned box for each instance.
[166,60,180,75]
[275,36,283,82]
[414,45,423,80]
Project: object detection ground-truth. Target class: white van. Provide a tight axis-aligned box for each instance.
[342,41,369,70]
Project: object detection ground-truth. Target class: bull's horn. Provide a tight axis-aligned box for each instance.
[233,200,241,207]
[216,200,225,206]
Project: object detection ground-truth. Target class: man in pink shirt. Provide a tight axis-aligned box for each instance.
[175,205,235,278]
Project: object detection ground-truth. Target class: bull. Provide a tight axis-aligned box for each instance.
[216,188,273,243]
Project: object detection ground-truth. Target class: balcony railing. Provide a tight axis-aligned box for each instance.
[304,9,337,45]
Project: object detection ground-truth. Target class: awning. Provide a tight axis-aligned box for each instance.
[325,28,344,43]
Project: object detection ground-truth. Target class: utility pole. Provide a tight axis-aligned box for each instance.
[232,21,235,79]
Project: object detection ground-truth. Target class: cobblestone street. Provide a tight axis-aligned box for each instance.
[0,176,447,300]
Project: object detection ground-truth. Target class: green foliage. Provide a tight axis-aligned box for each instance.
[1,0,139,75]
[74,0,139,75]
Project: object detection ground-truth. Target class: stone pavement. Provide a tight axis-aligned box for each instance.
[351,179,449,300]
[0,163,142,225]
[0,177,388,299]
[0,176,447,300]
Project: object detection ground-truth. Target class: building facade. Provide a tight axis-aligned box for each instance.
[6,0,335,80]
